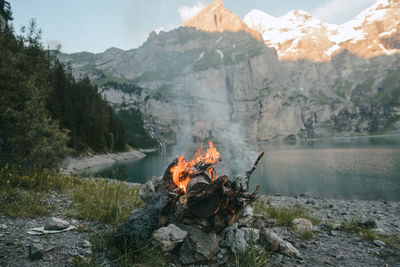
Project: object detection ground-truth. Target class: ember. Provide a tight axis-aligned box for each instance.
[170,141,220,193]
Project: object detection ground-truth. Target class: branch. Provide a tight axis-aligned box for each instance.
[243,152,264,192]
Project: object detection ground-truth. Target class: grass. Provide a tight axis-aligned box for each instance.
[342,221,400,250]
[70,179,143,225]
[0,187,52,218]
[252,199,320,227]
[0,164,144,225]
[230,235,270,267]
[74,230,167,267]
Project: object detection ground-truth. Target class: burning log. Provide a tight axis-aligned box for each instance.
[116,141,264,250]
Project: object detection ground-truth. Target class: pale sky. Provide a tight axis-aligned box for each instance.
[11,0,375,54]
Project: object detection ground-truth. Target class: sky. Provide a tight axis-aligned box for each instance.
[11,0,375,54]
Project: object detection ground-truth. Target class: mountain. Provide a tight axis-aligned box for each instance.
[244,0,400,62]
[59,0,400,150]
[184,0,262,41]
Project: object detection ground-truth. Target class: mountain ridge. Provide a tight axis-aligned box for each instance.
[244,0,400,61]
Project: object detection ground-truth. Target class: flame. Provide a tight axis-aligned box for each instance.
[170,141,220,193]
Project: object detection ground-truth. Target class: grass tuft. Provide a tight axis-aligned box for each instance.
[252,199,320,227]
[342,221,400,250]
[70,179,143,225]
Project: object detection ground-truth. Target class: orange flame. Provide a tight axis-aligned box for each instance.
[170,141,220,193]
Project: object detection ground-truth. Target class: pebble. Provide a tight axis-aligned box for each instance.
[373,240,385,247]
[28,244,43,260]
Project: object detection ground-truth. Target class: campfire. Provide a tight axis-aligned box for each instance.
[115,141,264,261]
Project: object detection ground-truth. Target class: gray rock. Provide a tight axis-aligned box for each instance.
[28,244,43,260]
[242,228,260,243]
[252,214,276,229]
[139,180,155,202]
[0,223,6,230]
[180,226,219,264]
[237,206,254,226]
[259,230,303,259]
[292,218,313,233]
[373,240,385,247]
[332,223,343,230]
[372,228,385,235]
[44,217,70,230]
[151,224,187,252]
[81,240,92,248]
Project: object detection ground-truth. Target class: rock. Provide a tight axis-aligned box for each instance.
[44,217,70,230]
[81,240,92,248]
[220,226,252,252]
[180,226,219,264]
[139,180,155,202]
[28,244,43,260]
[242,228,260,243]
[330,230,339,236]
[358,219,377,229]
[373,240,386,247]
[151,224,188,252]
[292,218,313,233]
[0,223,6,230]
[372,228,385,235]
[332,223,343,230]
[237,206,254,226]
[252,214,276,229]
[259,230,303,259]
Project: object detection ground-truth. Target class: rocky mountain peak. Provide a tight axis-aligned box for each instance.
[183,0,262,41]
[244,0,400,61]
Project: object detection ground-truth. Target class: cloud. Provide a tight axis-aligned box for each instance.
[311,0,375,24]
[154,27,165,34]
[178,1,207,23]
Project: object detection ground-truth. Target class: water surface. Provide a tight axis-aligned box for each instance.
[88,135,400,201]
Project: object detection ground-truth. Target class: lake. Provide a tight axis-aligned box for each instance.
[87,135,400,201]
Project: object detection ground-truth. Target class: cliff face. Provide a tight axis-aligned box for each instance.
[58,1,400,147]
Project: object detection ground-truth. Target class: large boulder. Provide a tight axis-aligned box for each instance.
[180,226,219,264]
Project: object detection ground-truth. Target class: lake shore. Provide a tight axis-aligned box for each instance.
[61,149,146,174]
[1,176,399,266]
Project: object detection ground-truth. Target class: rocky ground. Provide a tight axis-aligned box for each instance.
[61,149,146,174]
[261,194,400,266]
[0,188,399,266]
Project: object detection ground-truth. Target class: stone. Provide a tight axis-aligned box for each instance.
[373,240,385,247]
[259,230,303,259]
[237,206,254,226]
[330,230,339,236]
[252,214,276,229]
[81,240,92,248]
[220,226,252,252]
[44,217,70,230]
[242,228,260,243]
[180,226,219,264]
[332,223,343,230]
[292,218,313,233]
[139,180,155,202]
[151,224,188,252]
[372,228,385,235]
[28,244,43,260]
[0,223,6,230]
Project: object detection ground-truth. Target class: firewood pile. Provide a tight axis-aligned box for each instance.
[115,141,303,265]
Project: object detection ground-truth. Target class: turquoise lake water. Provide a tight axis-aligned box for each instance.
[88,135,400,201]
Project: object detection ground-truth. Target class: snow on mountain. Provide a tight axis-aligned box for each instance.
[244,0,400,61]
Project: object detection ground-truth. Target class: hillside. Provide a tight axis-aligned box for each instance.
[59,0,400,148]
